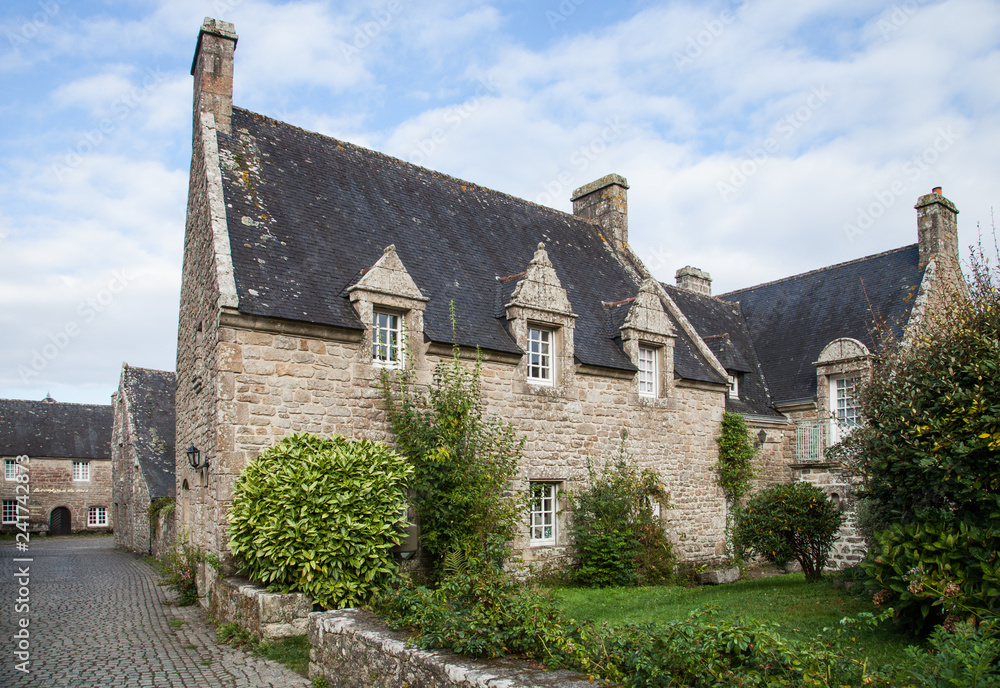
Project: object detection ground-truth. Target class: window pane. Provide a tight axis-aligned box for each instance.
[638,346,656,397]
[836,377,860,428]
[4,459,16,481]
[530,483,557,545]
[2,500,16,524]
[528,328,552,382]
[373,310,402,367]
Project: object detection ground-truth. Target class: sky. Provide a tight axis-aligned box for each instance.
[1,0,998,405]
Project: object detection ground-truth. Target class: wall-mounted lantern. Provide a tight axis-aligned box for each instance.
[186,444,209,471]
[755,429,767,448]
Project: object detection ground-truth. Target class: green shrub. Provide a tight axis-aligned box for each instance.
[865,519,1000,635]
[903,620,1000,688]
[373,572,900,686]
[715,412,757,505]
[732,482,844,581]
[382,325,523,580]
[227,432,412,609]
[569,450,674,587]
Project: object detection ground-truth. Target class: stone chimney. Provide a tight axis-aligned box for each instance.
[191,18,238,136]
[675,266,712,297]
[915,187,960,270]
[571,174,629,252]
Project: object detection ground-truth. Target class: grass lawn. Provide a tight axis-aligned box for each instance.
[551,573,917,666]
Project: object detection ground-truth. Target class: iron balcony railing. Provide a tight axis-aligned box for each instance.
[795,420,831,462]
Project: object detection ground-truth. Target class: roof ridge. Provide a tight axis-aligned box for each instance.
[661,282,739,306]
[0,398,111,409]
[718,243,919,298]
[232,107,599,230]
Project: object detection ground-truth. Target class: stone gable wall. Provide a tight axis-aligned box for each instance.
[176,114,229,557]
[112,388,154,553]
[0,456,112,533]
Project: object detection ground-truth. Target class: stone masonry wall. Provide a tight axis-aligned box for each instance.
[0,456,112,533]
[181,320,729,571]
[175,113,228,558]
[309,608,596,688]
[112,390,153,553]
[202,564,312,641]
[793,462,866,570]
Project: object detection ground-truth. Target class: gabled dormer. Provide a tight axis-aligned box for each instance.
[504,243,577,390]
[348,244,428,370]
[619,278,675,399]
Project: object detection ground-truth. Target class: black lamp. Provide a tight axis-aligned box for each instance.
[186,444,208,470]
[756,429,767,447]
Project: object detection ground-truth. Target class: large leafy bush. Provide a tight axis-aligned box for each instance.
[848,239,1000,631]
[732,481,844,581]
[569,451,674,587]
[228,432,412,609]
[382,334,523,579]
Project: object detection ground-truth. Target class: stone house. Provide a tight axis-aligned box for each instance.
[175,18,965,576]
[0,395,113,534]
[111,364,177,557]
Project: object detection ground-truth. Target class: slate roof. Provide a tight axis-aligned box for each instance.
[664,286,779,417]
[719,245,924,405]
[0,398,112,459]
[122,366,176,501]
[216,108,714,379]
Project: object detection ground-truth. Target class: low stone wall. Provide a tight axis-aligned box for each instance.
[309,609,597,687]
[201,564,312,641]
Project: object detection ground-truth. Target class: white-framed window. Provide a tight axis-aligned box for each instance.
[88,506,108,527]
[372,309,403,368]
[727,373,740,399]
[637,346,657,398]
[530,482,558,546]
[527,326,553,385]
[73,461,90,481]
[4,459,17,481]
[2,500,17,524]
[832,375,861,440]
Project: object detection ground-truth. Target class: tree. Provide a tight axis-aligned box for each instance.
[382,328,523,580]
[848,236,1000,632]
[732,482,844,581]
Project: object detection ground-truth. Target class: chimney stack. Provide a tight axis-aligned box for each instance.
[191,18,238,136]
[675,266,712,296]
[915,187,960,269]
[571,174,629,252]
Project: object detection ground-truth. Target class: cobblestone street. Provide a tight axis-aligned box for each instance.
[0,535,313,688]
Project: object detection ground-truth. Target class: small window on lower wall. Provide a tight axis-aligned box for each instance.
[2,500,16,524]
[88,506,107,527]
[530,482,558,546]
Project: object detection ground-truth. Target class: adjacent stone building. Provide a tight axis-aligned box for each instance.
[112,364,177,556]
[174,18,966,577]
[0,395,113,534]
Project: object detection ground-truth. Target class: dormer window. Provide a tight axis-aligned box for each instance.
[638,345,658,398]
[372,309,403,368]
[727,373,740,399]
[527,326,553,384]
